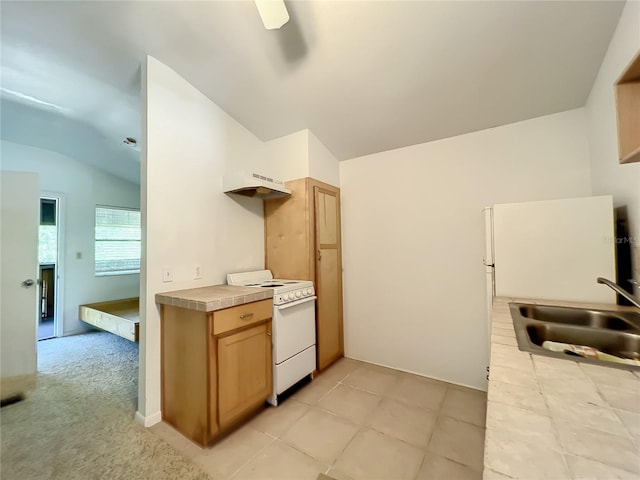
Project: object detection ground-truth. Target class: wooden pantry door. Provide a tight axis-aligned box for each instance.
[313,185,344,370]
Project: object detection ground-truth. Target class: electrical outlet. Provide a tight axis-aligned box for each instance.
[194,265,202,279]
[162,267,173,283]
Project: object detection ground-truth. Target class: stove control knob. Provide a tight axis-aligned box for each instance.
[305,288,311,295]
[296,291,302,298]
[288,293,294,300]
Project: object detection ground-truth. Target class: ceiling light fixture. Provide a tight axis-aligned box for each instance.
[255,0,289,30]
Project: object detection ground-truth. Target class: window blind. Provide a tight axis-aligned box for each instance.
[95,206,141,275]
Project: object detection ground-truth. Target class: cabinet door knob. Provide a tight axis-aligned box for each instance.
[317,249,321,261]
[239,313,254,320]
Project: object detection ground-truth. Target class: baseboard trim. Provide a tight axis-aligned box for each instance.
[61,327,91,337]
[135,410,162,427]
[343,355,488,392]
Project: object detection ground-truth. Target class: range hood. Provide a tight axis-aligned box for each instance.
[223,171,291,199]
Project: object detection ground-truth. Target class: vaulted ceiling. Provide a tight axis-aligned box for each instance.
[0,1,626,184]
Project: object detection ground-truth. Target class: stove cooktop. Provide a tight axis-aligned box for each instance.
[227,270,312,294]
[228,270,315,306]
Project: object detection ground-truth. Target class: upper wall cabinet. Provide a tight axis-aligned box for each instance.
[615,49,640,164]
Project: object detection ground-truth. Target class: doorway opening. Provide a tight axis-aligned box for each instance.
[38,195,62,340]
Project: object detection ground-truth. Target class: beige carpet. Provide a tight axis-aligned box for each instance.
[1,331,209,479]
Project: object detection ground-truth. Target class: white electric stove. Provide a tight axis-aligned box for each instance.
[227,270,316,406]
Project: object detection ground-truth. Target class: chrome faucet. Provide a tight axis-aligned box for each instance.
[597,277,640,309]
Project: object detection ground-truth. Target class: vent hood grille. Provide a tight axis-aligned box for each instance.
[223,171,291,200]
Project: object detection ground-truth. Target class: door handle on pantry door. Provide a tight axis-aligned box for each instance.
[239,313,254,320]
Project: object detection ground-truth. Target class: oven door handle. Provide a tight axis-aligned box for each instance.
[275,296,317,310]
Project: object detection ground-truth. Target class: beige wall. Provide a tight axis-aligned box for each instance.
[139,56,267,425]
[585,0,640,291]
[309,130,340,187]
[339,109,593,390]
[265,130,310,182]
[265,129,340,187]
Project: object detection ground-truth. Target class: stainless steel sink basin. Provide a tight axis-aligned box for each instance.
[517,304,638,330]
[509,303,640,370]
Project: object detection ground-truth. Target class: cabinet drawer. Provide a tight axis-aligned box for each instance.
[213,299,272,335]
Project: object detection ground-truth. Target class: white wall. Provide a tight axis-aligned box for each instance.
[309,130,340,187]
[0,140,140,335]
[265,129,340,187]
[139,56,267,424]
[339,109,593,390]
[265,130,310,181]
[585,0,640,288]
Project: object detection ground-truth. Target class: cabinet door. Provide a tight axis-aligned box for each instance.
[217,322,272,428]
[264,177,314,280]
[314,186,344,370]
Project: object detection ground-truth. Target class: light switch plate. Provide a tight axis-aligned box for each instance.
[162,267,173,282]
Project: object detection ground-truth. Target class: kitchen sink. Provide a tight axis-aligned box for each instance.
[509,303,640,370]
[516,304,638,330]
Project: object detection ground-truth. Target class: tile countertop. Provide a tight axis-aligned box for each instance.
[155,284,273,312]
[484,297,640,480]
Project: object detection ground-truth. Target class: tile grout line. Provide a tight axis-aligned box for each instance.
[533,358,578,480]
[283,370,361,477]
[226,434,277,480]
[224,361,489,479]
[264,396,362,477]
[427,385,487,473]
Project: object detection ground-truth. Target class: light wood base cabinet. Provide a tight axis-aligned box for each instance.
[217,323,272,428]
[161,299,272,446]
[265,177,344,371]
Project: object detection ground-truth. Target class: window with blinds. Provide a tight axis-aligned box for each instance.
[95,206,141,275]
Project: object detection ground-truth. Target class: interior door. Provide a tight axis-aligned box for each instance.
[1,171,40,400]
[314,186,344,370]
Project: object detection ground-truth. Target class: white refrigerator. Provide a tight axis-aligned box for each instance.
[484,196,617,325]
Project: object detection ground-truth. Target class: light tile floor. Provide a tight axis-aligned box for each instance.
[152,358,487,480]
